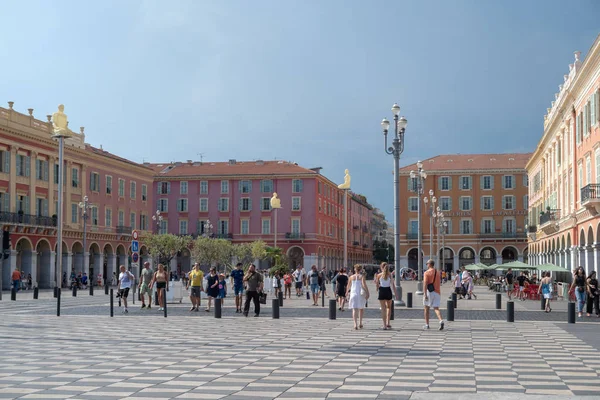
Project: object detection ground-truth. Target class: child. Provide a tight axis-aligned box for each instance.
[273,272,282,298]
[217,273,227,305]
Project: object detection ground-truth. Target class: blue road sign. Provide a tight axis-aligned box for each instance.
[131,240,139,252]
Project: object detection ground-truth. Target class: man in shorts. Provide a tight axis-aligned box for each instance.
[118,265,135,314]
[292,265,305,297]
[505,268,514,300]
[423,259,444,330]
[230,263,245,313]
[517,271,528,301]
[139,262,153,309]
[187,263,204,311]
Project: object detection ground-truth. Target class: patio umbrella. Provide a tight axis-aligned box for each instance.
[502,261,537,269]
[464,263,487,271]
[537,263,569,272]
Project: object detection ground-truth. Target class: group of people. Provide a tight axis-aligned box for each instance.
[452,266,477,300]
[571,267,599,318]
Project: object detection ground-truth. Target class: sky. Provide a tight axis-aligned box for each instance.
[1,0,599,221]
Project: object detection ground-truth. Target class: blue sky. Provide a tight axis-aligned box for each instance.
[1,1,599,221]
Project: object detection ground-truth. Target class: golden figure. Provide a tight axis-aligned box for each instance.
[270,193,281,209]
[52,104,71,136]
[338,169,351,189]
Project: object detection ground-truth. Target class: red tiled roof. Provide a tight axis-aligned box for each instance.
[146,160,319,178]
[399,153,532,173]
[85,144,154,171]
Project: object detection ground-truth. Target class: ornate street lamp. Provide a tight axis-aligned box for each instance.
[78,195,91,277]
[423,190,436,262]
[381,103,407,306]
[410,161,427,295]
[152,210,163,234]
[203,219,213,238]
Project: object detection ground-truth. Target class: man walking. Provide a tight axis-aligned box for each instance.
[187,263,204,311]
[230,263,245,313]
[243,264,264,317]
[11,268,21,292]
[423,259,444,330]
[292,265,305,297]
[505,268,514,300]
[139,262,153,309]
[118,265,135,314]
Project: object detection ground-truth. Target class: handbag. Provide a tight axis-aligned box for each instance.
[427,270,436,293]
[259,292,267,304]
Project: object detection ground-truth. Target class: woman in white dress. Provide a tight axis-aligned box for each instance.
[346,264,370,330]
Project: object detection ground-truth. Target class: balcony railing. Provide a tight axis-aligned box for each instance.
[581,184,600,203]
[528,225,537,233]
[116,225,132,234]
[540,209,560,226]
[478,232,527,239]
[362,244,369,248]
[352,241,360,246]
[286,232,305,239]
[212,233,233,240]
[0,212,56,227]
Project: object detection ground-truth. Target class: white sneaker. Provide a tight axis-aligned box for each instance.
[423,324,430,330]
[439,320,444,331]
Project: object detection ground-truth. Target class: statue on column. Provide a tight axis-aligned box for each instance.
[52,104,71,136]
[338,169,351,189]
[270,193,281,209]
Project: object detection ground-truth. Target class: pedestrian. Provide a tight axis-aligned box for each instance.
[243,264,264,317]
[346,264,369,330]
[27,273,32,290]
[516,271,528,301]
[335,268,349,311]
[117,265,134,314]
[272,272,282,298]
[505,268,514,300]
[230,263,245,313]
[570,266,587,318]
[149,264,168,311]
[283,270,292,299]
[97,273,103,288]
[187,263,204,311]
[206,267,219,312]
[319,266,329,298]
[461,267,476,299]
[292,265,305,297]
[139,262,153,309]
[423,259,444,330]
[81,272,88,289]
[537,271,552,312]
[375,262,396,330]
[332,269,339,295]
[308,265,320,306]
[11,269,21,292]
[586,270,599,317]
[453,270,463,299]
[217,273,227,306]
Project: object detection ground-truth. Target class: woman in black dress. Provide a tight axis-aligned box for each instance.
[206,267,219,312]
[335,268,349,311]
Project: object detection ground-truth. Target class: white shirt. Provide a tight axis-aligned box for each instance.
[119,271,133,289]
[292,269,305,282]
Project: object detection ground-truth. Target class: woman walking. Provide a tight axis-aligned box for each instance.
[375,263,397,330]
[586,271,599,317]
[206,267,219,312]
[335,268,349,311]
[570,267,587,318]
[538,272,552,313]
[346,264,369,330]
[149,264,168,311]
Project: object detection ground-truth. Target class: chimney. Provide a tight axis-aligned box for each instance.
[229,159,236,165]
[256,160,264,165]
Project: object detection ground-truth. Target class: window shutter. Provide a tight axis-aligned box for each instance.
[480,176,484,190]
[491,219,495,233]
[157,183,161,194]
[480,219,485,234]
[490,197,494,210]
[438,177,442,190]
[512,195,516,209]
[16,157,21,177]
[166,182,171,194]
[448,198,452,210]
[490,176,494,190]
[248,198,252,211]
[468,176,472,190]
[24,156,30,177]
[3,151,9,173]
[24,196,30,213]
[35,159,40,178]
[238,198,243,211]
[43,199,48,216]
[407,177,412,191]
[448,177,453,190]
[480,196,484,210]
[3,195,9,212]
[43,161,48,181]
[592,93,597,124]
[596,90,600,123]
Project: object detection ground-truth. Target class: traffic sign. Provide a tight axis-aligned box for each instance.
[132,230,139,240]
[132,252,139,263]
[131,240,139,253]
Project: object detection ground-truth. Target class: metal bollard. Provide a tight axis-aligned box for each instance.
[507,301,514,322]
[390,301,394,321]
[155,292,159,306]
[105,284,109,295]
[322,288,325,307]
[447,299,454,321]
[214,299,222,318]
[541,296,545,311]
[328,299,336,320]
[89,283,93,296]
[278,291,283,307]
[568,302,576,324]
[57,289,61,317]
[272,298,280,319]
[452,292,457,309]
[72,285,77,297]
[110,289,114,317]
[132,284,135,305]
[163,297,167,318]
[11,288,16,301]
[407,292,413,308]
[496,293,501,310]
[54,286,58,298]
[33,287,39,299]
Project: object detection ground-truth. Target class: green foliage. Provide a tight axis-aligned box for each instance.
[143,233,191,272]
[373,240,394,264]
[191,237,234,271]
[269,264,290,277]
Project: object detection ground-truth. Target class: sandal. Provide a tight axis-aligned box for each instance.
[359,325,363,329]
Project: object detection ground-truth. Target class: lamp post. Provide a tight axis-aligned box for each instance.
[152,210,163,234]
[203,219,213,238]
[441,220,448,271]
[434,208,446,272]
[422,190,436,262]
[381,103,407,306]
[410,161,427,295]
[78,196,91,277]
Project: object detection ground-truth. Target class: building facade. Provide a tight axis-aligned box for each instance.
[398,154,531,272]
[149,160,374,272]
[0,102,154,289]
[527,35,600,274]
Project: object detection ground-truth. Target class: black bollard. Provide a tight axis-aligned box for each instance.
[272,298,280,319]
[390,302,394,321]
[452,292,457,309]
[163,297,167,318]
[110,289,114,317]
[541,296,545,311]
[11,288,16,301]
[322,289,325,307]
[54,286,58,298]
[328,299,336,320]
[214,299,222,318]
[89,283,93,296]
[105,284,109,295]
[496,293,502,310]
[56,289,61,317]
[132,284,135,305]
[33,287,38,299]
[278,291,283,307]
[447,299,454,322]
[507,301,514,322]
[407,292,413,308]
[72,285,77,297]
[568,302,576,324]
[155,291,160,306]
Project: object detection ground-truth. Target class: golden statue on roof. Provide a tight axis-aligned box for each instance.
[52,104,71,136]
[338,169,351,189]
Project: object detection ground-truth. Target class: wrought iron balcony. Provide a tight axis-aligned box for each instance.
[539,208,560,235]
[478,232,527,239]
[528,225,537,233]
[352,241,360,246]
[362,244,369,248]
[286,232,305,240]
[581,184,600,213]
[0,211,56,227]
[116,225,132,234]
[212,233,233,240]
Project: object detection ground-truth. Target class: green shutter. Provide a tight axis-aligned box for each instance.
[43,161,48,181]
[448,176,452,190]
[3,151,9,173]
[24,196,30,213]
[238,198,242,211]
[438,177,442,190]
[248,198,252,211]
[25,156,30,177]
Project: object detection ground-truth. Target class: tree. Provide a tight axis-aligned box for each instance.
[265,246,290,277]
[143,233,191,273]
[191,237,234,272]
